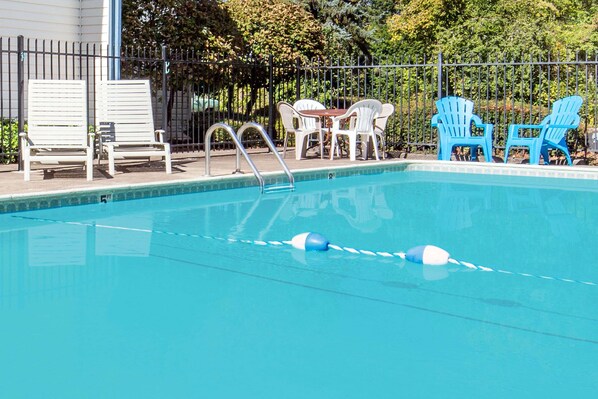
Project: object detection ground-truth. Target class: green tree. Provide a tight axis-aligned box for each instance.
[224,0,326,64]
[294,0,377,59]
[386,0,466,56]
[224,0,326,116]
[387,0,598,57]
[122,0,241,56]
[122,0,244,122]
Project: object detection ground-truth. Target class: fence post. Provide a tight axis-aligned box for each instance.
[295,58,301,101]
[268,54,274,140]
[437,52,443,99]
[17,35,25,171]
[161,45,169,131]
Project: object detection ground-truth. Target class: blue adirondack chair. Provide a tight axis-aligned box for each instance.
[504,95,583,165]
[431,96,494,162]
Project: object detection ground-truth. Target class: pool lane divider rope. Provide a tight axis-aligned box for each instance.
[12,216,596,287]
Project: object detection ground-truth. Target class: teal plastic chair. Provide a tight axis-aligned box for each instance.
[431,96,493,162]
[504,95,583,165]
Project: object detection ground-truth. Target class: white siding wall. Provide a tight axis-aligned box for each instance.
[81,0,109,45]
[80,0,111,124]
[0,0,110,121]
[0,0,109,44]
[0,0,82,42]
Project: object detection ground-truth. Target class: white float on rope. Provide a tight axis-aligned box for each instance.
[291,232,330,251]
[405,245,450,266]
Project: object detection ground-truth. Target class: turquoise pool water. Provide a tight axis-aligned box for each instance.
[0,171,596,398]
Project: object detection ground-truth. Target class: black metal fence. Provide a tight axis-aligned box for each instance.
[298,53,598,155]
[2,35,598,164]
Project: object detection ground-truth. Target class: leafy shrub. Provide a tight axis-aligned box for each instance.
[0,119,21,164]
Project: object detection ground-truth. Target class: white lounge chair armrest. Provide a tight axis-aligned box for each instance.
[332,109,353,123]
[294,110,319,119]
[19,131,33,146]
[294,111,321,131]
[155,129,166,142]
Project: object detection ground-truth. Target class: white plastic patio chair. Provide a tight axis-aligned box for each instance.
[96,80,172,176]
[277,101,325,160]
[292,99,326,159]
[19,79,94,181]
[373,103,395,159]
[330,99,383,161]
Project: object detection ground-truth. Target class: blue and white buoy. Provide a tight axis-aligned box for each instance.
[291,232,329,251]
[405,245,450,266]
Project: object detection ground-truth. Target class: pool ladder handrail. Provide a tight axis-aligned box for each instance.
[204,122,294,193]
[236,122,295,193]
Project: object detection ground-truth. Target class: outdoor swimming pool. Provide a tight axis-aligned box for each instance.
[0,169,596,398]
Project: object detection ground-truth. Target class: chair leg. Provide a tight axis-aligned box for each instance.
[529,144,541,165]
[484,141,493,163]
[108,146,116,176]
[330,134,338,160]
[319,131,325,160]
[440,145,453,161]
[370,134,380,160]
[503,144,511,163]
[555,138,573,165]
[86,150,93,181]
[484,147,494,162]
[349,135,357,161]
[295,135,306,160]
[23,152,31,181]
[482,136,494,162]
[164,145,172,174]
[563,150,572,165]
[470,146,478,161]
[540,146,550,165]
[282,133,289,159]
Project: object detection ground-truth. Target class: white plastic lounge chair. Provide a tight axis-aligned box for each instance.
[97,80,172,176]
[20,79,94,181]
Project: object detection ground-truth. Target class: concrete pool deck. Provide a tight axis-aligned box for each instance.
[0,148,596,200]
[0,148,404,197]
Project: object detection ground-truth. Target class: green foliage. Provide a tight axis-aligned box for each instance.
[0,119,21,164]
[122,0,241,56]
[387,0,598,58]
[122,0,326,118]
[387,0,467,56]
[225,0,325,64]
[293,0,379,59]
[118,0,597,153]
[121,0,245,93]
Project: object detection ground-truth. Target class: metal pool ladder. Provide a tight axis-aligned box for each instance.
[204,122,295,193]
